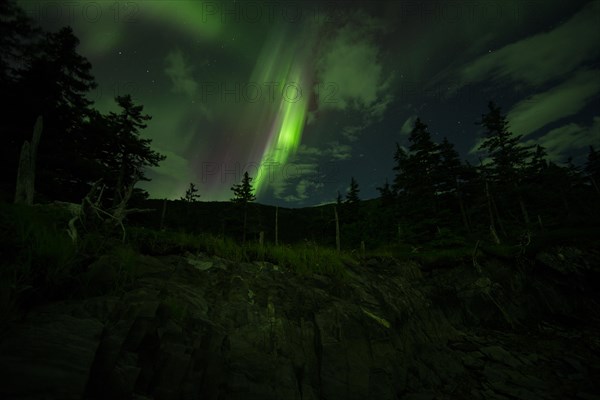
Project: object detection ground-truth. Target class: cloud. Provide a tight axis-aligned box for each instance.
[507,69,600,137]
[315,19,389,113]
[138,148,195,199]
[459,2,600,87]
[342,125,363,142]
[523,116,600,162]
[164,49,198,98]
[297,144,323,157]
[270,161,322,203]
[367,93,394,120]
[147,148,189,179]
[400,115,417,136]
[163,50,212,121]
[269,142,350,202]
[282,178,325,203]
[329,142,352,160]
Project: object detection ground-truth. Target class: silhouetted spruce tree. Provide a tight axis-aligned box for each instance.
[437,137,470,232]
[520,145,552,228]
[0,0,40,87]
[407,119,440,198]
[563,157,593,219]
[376,179,397,242]
[527,145,548,177]
[345,177,360,204]
[336,190,343,207]
[105,95,165,207]
[477,101,533,228]
[181,182,200,202]
[585,146,600,196]
[341,177,362,247]
[231,171,256,204]
[4,26,97,201]
[230,171,256,244]
[391,143,409,196]
[436,137,462,194]
[376,179,395,207]
[403,118,441,240]
[458,161,480,231]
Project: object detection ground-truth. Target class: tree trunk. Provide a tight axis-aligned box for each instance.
[514,182,530,226]
[114,150,129,208]
[275,205,279,246]
[491,192,507,237]
[160,199,167,230]
[590,175,600,197]
[485,180,499,243]
[518,195,530,226]
[14,116,42,205]
[334,205,340,252]
[560,188,571,216]
[490,224,501,245]
[457,192,471,232]
[14,141,32,205]
[242,204,247,246]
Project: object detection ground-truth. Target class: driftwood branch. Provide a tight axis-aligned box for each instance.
[56,175,144,244]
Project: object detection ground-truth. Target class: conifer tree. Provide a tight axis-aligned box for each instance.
[345,177,360,204]
[437,137,470,231]
[376,179,395,207]
[0,0,40,86]
[230,171,256,244]
[106,95,165,206]
[231,171,256,204]
[396,118,441,240]
[477,101,533,226]
[407,118,440,198]
[437,137,462,195]
[336,190,343,206]
[181,182,200,202]
[585,146,600,195]
[8,26,97,201]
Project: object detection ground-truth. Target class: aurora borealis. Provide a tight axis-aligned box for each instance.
[17,0,600,206]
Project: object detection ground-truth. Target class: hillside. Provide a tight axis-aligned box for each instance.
[1,203,599,399]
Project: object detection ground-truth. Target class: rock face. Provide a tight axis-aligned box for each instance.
[1,247,599,399]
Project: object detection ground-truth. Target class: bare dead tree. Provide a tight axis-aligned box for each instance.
[14,116,42,205]
[55,175,154,244]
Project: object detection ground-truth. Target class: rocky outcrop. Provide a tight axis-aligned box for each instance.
[0,247,599,399]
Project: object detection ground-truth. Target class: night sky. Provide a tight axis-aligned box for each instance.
[18,0,600,206]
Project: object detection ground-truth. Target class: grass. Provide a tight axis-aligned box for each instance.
[0,203,78,282]
[0,202,147,324]
[0,202,80,326]
[4,200,596,329]
[127,226,353,280]
[367,241,473,269]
